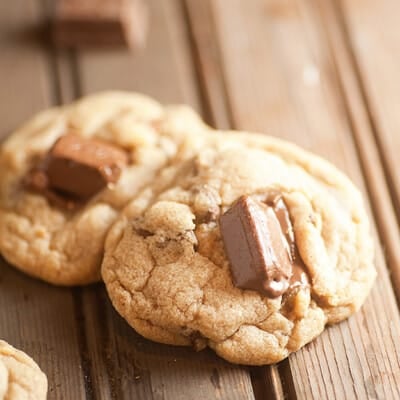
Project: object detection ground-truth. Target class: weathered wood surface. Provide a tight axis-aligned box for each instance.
[1,0,400,399]
[334,0,400,304]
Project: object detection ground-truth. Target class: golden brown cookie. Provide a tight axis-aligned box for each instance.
[102,132,375,365]
[0,341,47,400]
[0,92,208,285]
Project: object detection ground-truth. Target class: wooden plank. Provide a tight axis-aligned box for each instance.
[0,1,87,399]
[0,0,51,139]
[53,0,257,399]
[205,0,400,398]
[335,0,400,216]
[335,0,400,298]
[183,0,232,129]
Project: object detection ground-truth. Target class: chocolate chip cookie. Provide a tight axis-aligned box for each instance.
[0,341,47,400]
[0,92,208,285]
[102,132,375,365]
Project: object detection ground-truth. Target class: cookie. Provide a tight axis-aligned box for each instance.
[101,131,375,365]
[0,92,209,285]
[0,361,7,399]
[0,340,47,400]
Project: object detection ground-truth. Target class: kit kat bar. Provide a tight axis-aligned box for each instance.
[53,0,148,49]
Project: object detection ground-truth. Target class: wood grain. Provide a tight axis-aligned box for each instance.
[316,0,400,328]
[206,0,400,398]
[183,0,232,129]
[336,0,400,219]
[0,2,88,399]
[0,0,51,139]
[335,0,400,300]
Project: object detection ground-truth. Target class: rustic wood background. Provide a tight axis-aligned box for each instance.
[1,0,400,399]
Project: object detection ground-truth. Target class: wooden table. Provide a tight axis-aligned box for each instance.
[1,1,400,399]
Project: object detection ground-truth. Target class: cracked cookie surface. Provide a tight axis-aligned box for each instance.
[0,92,208,285]
[0,341,47,400]
[102,132,376,365]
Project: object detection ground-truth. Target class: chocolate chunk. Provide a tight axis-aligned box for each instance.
[28,133,128,206]
[47,133,128,198]
[53,0,148,49]
[220,196,293,298]
[220,194,309,298]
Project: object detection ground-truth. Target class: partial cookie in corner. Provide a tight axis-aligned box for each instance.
[0,340,47,400]
[101,134,376,365]
[0,92,209,285]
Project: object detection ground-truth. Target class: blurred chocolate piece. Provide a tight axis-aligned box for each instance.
[53,0,148,49]
[46,133,128,199]
[27,167,81,210]
[27,133,128,207]
[220,195,293,298]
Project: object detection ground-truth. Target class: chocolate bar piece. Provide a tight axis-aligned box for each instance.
[28,133,128,206]
[220,196,292,298]
[220,195,307,298]
[27,168,78,210]
[47,133,128,199]
[53,0,148,48]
